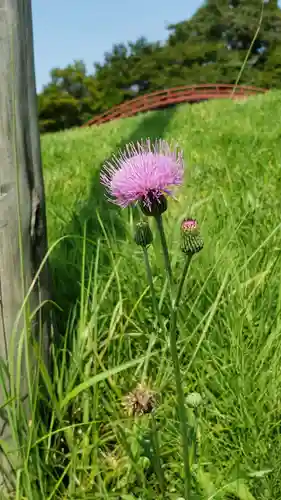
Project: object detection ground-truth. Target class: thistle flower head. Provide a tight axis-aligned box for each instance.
[180,218,204,255]
[100,139,184,215]
[123,383,156,416]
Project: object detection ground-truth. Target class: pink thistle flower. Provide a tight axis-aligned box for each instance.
[100,139,184,215]
[181,219,198,231]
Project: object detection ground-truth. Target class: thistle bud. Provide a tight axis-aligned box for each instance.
[140,192,167,217]
[180,218,203,255]
[134,221,153,248]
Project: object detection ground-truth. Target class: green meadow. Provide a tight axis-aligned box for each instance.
[14,91,281,499]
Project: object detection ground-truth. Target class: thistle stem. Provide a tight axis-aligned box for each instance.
[154,214,173,287]
[174,253,193,309]
[169,254,193,499]
[153,212,194,497]
[143,247,165,332]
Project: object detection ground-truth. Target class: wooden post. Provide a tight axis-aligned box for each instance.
[0,0,50,491]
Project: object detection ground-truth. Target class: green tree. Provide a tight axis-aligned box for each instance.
[38,92,81,133]
[93,38,160,109]
[168,0,281,52]
[167,0,281,87]
[38,60,103,132]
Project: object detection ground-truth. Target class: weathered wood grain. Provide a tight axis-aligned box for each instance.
[0,0,50,492]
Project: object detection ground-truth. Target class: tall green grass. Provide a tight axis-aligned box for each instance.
[5,92,281,498]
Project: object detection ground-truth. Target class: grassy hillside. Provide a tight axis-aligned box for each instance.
[37,91,281,498]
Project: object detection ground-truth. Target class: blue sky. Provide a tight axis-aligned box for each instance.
[32,0,202,90]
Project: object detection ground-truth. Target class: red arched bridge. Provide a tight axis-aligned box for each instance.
[83,84,268,127]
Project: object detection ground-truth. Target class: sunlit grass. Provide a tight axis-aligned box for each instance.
[7,91,281,498]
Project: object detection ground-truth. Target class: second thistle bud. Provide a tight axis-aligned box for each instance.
[134,221,153,248]
[180,218,204,255]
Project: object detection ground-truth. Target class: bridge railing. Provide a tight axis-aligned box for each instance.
[83,84,268,127]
